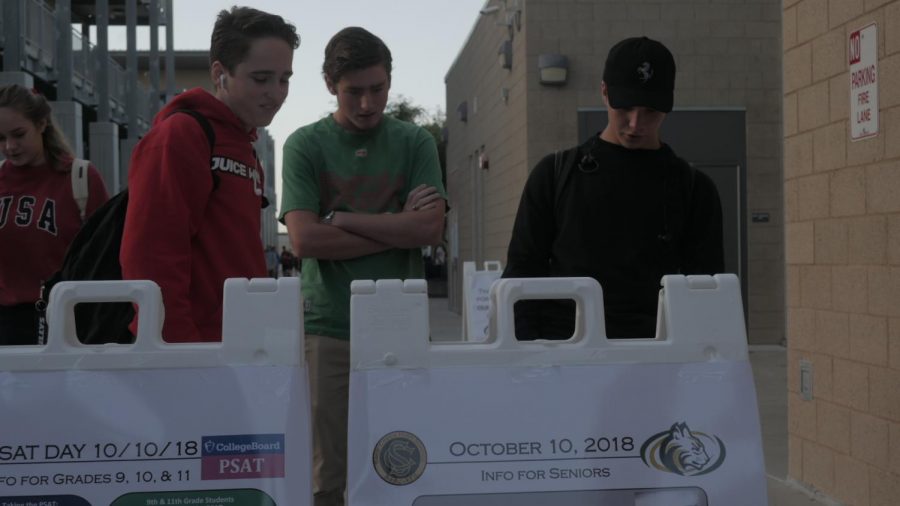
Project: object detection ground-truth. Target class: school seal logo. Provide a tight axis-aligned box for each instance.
[640,422,726,476]
[373,431,427,486]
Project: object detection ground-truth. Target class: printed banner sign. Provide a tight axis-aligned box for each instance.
[349,361,766,505]
[0,278,311,505]
[0,366,308,504]
[347,275,768,506]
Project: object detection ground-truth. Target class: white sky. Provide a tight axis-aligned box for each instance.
[107,0,486,224]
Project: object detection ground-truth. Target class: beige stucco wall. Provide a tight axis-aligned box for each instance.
[784,0,900,503]
[446,0,784,345]
[446,6,530,274]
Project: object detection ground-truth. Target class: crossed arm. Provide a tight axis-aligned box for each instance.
[284,184,446,261]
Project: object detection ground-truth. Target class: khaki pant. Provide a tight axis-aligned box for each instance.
[306,334,349,506]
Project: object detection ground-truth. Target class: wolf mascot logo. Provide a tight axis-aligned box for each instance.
[641,422,726,476]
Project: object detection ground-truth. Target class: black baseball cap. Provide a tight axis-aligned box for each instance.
[603,36,676,113]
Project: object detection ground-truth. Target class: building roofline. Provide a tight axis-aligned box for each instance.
[445,0,492,83]
[109,49,209,70]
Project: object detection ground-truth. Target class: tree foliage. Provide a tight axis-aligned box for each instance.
[385,96,427,124]
[386,95,447,185]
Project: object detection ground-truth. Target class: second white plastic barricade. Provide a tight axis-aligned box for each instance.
[462,260,503,342]
[347,275,767,506]
[0,278,312,505]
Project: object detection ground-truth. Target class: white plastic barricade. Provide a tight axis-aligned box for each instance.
[347,275,767,506]
[0,278,312,505]
[462,260,503,342]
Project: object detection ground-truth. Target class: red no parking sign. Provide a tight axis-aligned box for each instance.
[850,23,878,141]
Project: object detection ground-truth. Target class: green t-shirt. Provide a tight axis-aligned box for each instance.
[280,115,446,339]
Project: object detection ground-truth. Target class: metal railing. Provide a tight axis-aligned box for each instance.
[72,28,94,96]
[5,0,162,134]
[139,86,154,131]
[23,0,55,74]
[0,3,6,48]
[109,58,127,119]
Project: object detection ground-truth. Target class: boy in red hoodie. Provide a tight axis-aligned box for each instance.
[120,6,299,342]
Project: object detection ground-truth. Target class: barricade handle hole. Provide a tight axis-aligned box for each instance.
[511,299,577,341]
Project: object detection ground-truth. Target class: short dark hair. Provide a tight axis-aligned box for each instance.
[210,6,300,72]
[322,27,392,85]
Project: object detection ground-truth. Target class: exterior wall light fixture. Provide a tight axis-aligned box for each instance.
[538,54,569,85]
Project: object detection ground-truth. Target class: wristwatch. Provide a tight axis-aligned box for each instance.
[321,210,336,225]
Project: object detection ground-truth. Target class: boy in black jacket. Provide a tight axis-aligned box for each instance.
[503,36,724,339]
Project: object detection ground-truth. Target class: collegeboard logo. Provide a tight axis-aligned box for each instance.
[640,422,726,476]
[372,431,427,486]
[200,434,285,481]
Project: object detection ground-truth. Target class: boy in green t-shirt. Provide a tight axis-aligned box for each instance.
[280,26,446,506]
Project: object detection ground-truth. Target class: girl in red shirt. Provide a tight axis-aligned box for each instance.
[0,84,108,344]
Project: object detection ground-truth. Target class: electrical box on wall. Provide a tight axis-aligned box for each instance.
[800,359,813,401]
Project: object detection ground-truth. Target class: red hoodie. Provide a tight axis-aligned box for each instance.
[120,88,266,342]
[0,158,108,305]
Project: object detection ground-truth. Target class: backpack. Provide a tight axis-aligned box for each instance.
[36,109,216,345]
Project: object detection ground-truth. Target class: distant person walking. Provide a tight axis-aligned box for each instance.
[265,245,279,277]
[280,246,295,276]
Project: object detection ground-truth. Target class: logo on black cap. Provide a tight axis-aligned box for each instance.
[637,62,653,83]
[603,36,676,113]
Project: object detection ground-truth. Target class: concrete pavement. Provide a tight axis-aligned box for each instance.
[426,297,838,506]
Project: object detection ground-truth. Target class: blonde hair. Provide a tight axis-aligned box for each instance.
[0,84,74,171]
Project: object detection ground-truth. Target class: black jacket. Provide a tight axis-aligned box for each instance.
[503,135,724,339]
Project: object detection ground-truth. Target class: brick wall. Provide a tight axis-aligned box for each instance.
[785,0,900,503]
[446,4,530,270]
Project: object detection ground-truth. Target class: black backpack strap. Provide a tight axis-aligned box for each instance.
[171,108,215,148]
[168,109,219,190]
[662,160,698,270]
[552,146,580,220]
[679,163,698,263]
[553,149,562,191]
